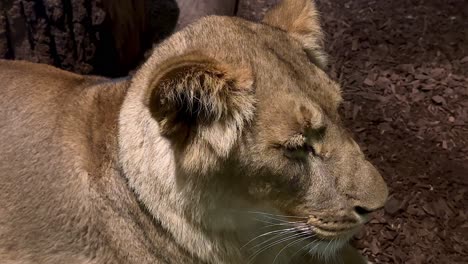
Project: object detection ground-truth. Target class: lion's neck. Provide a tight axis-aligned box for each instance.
[118,89,245,263]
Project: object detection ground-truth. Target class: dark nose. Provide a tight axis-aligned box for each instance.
[353,205,381,216]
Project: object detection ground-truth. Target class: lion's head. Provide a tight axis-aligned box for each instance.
[119,0,388,262]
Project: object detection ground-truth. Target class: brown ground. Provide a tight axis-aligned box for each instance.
[237,0,468,263]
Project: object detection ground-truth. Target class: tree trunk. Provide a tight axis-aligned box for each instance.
[0,0,238,76]
[0,0,179,77]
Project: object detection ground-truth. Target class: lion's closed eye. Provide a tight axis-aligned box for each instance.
[278,134,316,160]
[283,144,315,160]
[280,125,327,160]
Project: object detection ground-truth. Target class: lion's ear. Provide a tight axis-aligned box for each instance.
[148,51,255,157]
[263,0,327,68]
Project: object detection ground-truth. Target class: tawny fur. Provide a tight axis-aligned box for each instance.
[0,1,387,263]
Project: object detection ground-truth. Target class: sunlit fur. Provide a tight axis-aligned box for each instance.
[0,0,387,263]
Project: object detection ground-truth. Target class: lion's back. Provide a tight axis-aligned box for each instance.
[0,60,100,260]
[0,60,88,180]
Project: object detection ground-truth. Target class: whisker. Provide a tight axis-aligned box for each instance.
[241,227,297,249]
[287,234,320,263]
[248,231,307,263]
[335,240,345,264]
[253,214,303,225]
[329,238,341,262]
[294,225,312,235]
[253,217,302,228]
[295,237,325,262]
[245,211,308,219]
[289,239,314,262]
[253,218,279,225]
[260,222,298,229]
[251,229,301,250]
[272,236,310,264]
[322,238,334,260]
[308,239,324,256]
[253,216,299,225]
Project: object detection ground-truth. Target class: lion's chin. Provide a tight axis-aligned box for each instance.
[305,239,349,261]
[297,226,357,261]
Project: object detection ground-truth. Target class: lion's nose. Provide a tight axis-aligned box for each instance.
[349,161,389,219]
[353,205,382,216]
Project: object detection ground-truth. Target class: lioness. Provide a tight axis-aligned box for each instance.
[0,0,388,263]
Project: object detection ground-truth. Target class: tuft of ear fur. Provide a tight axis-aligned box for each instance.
[147,51,255,161]
[263,0,327,68]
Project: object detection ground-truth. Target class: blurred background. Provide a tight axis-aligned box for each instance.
[1,0,467,263]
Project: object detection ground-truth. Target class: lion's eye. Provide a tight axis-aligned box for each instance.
[304,144,316,156]
[284,144,316,160]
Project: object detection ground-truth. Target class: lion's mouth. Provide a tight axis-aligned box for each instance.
[306,224,359,240]
[242,212,361,261]
[302,214,365,240]
[292,219,361,241]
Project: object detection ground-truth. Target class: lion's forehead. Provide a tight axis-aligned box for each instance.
[177,17,343,121]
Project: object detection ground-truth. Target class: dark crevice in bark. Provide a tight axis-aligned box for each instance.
[19,1,34,51]
[84,0,94,40]
[3,10,14,59]
[34,0,61,66]
[62,0,78,60]
[234,0,240,15]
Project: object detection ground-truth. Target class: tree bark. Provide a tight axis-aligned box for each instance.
[0,0,179,77]
[0,0,238,76]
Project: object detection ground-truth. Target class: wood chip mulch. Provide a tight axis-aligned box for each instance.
[238,0,468,263]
